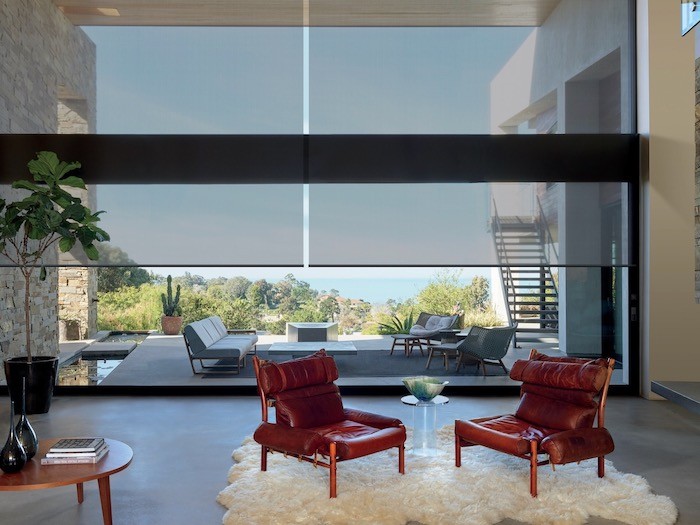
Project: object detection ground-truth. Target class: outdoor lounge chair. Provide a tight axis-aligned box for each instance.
[455,350,615,497]
[252,350,406,498]
[408,312,460,341]
[454,325,517,375]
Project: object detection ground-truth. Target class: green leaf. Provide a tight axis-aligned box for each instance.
[59,175,86,189]
[39,266,47,281]
[83,244,99,261]
[56,161,81,179]
[11,180,42,192]
[59,237,76,252]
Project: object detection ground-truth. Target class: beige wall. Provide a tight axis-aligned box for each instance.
[638,0,699,396]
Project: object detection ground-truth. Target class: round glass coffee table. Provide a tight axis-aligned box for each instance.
[401,395,449,456]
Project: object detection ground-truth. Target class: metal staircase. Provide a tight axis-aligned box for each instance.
[492,201,559,347]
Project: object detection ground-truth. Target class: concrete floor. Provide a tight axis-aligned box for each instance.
[0,395,697,525]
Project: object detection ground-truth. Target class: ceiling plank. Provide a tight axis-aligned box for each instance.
[53,0,561,27]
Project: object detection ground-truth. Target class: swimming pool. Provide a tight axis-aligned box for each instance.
[57,331,149,386]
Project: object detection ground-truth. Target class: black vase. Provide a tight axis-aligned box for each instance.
[15,378,38,460]
[0,401,27,473]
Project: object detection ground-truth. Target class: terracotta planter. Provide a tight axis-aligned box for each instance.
[161,315,183,335]
[4,356,59,415]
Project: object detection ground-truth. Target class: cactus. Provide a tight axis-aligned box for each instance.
[161,275,182,316]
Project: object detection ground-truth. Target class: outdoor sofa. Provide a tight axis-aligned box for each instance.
[182,315,258,374]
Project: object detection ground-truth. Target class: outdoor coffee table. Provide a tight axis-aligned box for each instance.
[267,341,357,358]
[390,334,425,357]
[0,438,132,525]
[401,395,449,456]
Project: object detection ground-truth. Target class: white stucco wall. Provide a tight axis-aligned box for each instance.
[491,0,632,134]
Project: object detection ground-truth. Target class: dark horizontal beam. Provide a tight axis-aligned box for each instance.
[308,134,639,183]
[0,134,639,184]
[0,135,304,184]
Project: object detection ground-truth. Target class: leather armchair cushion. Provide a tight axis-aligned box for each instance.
[310,421,406,460]
[275,384,345,428]
[455,415,557,456]
[529,349,609,368]
[510,359,608,393]
[257,351,339,395]
[540,427,615,464]
[515,392,598,431]
[254,422,324,456]
[343,408,403,429]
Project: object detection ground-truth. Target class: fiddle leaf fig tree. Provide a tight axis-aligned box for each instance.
[0,151,110,362]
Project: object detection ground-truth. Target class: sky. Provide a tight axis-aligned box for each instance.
[82,25,531,302]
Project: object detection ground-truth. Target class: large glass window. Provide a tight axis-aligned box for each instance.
[0,0,637,392]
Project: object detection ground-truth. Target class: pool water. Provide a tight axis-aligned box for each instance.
[57,331,149,386]
[100,332,149,344]
[58,357,124,386]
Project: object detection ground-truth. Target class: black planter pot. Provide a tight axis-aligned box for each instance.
[4,356,59,415]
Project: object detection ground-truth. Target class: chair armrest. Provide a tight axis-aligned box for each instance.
[253,422,323,456]
[343,408,403,429]
[540,427,614,464]
[227,329,257,335]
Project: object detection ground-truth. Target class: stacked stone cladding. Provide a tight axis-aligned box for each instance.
[0,0,96,374]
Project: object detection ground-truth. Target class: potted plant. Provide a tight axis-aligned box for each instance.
[160,275,182,335]
[0,151,109,413]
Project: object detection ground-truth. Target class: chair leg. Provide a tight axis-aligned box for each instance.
[455,435,462,467]
[529,440,538,498]
[390,339,397,355]
[399,445,405,474]
[261,446,268,471]
[481,360,487,377]
[425,348,434,369]
[499,359,508,374]
[598,456,605,478]
[329,442,337,498]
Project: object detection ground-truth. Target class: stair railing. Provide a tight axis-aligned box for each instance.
[491,199,515,330]
[536,196,559,272]
[535,196,559,331]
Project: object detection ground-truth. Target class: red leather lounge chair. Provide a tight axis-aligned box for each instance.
[455,350,615,497]
[252,350,406,498]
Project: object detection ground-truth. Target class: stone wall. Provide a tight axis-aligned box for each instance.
[0,0,96,371]
[58,268,97,340]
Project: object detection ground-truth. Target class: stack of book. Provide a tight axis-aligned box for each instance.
[41,438,109,465]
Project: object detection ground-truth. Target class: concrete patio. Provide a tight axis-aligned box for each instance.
[51,332,604,388]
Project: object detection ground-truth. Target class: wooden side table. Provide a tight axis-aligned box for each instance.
[390,334,425,357]
[0,438,133,525]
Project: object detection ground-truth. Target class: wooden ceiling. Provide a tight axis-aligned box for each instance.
[53,0,562,27]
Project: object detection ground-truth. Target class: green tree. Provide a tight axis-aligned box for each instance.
[96,245,151,292]
[318,295,340,321]
[465,275,489,311]
[224,276,252,299]
[97,284,161,330]
[247,279,274,308]
[416,269,465,315]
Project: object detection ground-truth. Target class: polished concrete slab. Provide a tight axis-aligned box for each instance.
[0,395,697,525]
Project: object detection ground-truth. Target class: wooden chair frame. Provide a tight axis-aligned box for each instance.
[253,357,405,498]
[455,349,615,497]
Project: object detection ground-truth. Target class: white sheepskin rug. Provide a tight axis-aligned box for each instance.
[217,426,677,525]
